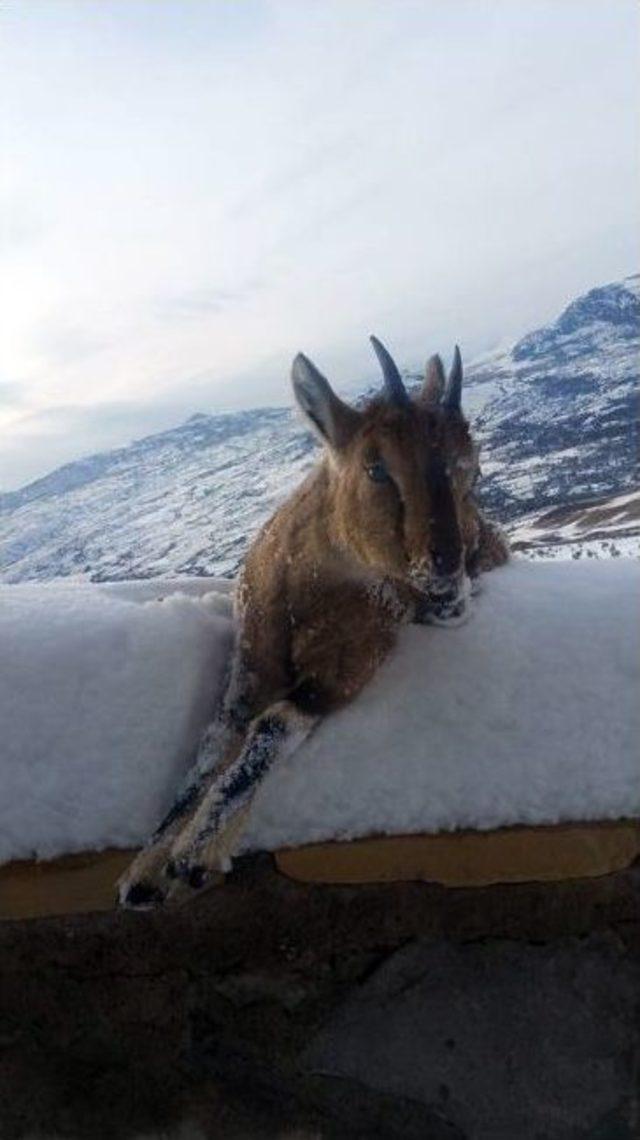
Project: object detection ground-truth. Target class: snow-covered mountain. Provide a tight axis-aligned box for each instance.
[471,273,638,523]
[1,274,638,584]
[0,408,315,582]
[509,488,639,562]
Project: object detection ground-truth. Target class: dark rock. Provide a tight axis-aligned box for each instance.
[0,855,638,1138]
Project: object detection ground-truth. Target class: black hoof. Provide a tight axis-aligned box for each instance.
[165,859,208,890]
[122,881,165,909]
[187,865,208,890]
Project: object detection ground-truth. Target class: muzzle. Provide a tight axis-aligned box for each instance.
[409,562,470,627]
[425,571,471,625]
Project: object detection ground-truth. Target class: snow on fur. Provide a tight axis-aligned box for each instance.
[0,560,638,865]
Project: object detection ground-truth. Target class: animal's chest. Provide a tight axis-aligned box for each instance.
[287,575,405,670]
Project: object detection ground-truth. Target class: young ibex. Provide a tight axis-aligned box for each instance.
[119,338,508,908]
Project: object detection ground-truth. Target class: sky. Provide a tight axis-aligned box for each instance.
[1,0,638,490]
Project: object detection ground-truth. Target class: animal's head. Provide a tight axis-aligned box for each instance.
[292,337,481,610]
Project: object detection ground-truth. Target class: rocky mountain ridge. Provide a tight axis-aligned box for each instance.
[1,273,637,583]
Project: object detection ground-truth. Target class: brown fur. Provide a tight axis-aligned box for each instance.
[238,397,492,714]
[119,349,509,907]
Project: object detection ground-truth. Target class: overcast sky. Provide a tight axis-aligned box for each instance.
[1,0,638,489]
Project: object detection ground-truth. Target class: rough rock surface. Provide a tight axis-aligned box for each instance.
[1,855,638,1139]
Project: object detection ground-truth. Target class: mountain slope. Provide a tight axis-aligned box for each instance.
[469,273,638,522]
[1,274,638,583]
[509,488,640,561]
[0,409,315,581]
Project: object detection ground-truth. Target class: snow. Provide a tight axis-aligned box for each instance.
[0,561,638,866]
[242,559,640,851]
[508,488,640,561]
[516,536,639,562]
[0,578,233,863]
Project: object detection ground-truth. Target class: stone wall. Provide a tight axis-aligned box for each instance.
[1,855,638,1139]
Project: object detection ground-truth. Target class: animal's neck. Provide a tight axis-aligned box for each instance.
[307,460,382,586]
[297,460,344,561]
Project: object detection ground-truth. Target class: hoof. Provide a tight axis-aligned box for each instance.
[186,864,209,890]
[165,859,209,890]
[120,881,166,909]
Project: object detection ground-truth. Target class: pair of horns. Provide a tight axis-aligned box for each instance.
[370,335,463,412]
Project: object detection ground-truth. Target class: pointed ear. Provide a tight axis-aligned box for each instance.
[419,354,445,405]
[291,353,361,451]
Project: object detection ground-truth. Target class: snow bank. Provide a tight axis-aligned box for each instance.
[243,560,640,851]
[0,561,638,865]
[0,579,233,863]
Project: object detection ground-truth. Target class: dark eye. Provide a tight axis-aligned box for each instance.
[366,460,390,483]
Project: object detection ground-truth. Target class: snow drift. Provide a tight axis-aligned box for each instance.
[0,578,233,863]
[0,561,638,865]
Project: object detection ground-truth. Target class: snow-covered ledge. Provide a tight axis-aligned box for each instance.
[0,561,638,868]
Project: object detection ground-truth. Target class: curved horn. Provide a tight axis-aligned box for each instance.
[369,335,410,408]
[444,345,463,412]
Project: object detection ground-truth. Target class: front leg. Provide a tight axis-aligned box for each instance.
[466,510,510,576]
[161,590,394,904]
[163,699,318,903]
[117,713,242,908]
[118,644,254,908]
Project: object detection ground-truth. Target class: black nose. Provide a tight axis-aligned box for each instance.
[431,548,459,577]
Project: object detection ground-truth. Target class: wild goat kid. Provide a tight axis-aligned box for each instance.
[119,338,508,908]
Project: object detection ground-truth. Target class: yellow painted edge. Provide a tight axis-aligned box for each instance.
[2,819,639,920]
[0,848,135,920]
[274,820,640,888]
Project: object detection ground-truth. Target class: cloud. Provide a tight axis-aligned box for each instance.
[0,0,638,489]
[154,279,265,321]
[0,198,47,255]
[0,397,195,490]
[0,382,25,407]
[30,322,110,369]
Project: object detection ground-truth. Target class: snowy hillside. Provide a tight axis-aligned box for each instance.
[473,273,639,524]
[1,562,638,865]
[510,488,640,561]
[0,274,637,584]
[0,409,316,582]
